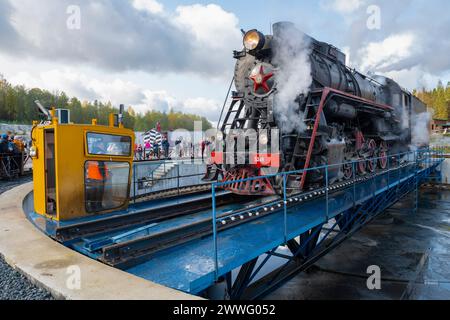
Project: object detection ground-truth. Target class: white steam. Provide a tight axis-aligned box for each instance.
[273,26,312,133]
[411,112,431,147]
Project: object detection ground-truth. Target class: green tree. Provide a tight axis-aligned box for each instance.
[0,75,213,131]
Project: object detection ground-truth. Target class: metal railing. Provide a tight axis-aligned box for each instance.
[0,152,26,179]
[210,147,445,280]
[131,158,212,202]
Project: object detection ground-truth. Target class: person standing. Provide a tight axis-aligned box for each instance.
[0,135,9,175]
[201,140,206,162]
[145,141,151,159]
[153,142,160,159]
[86,142,109,212]
[137,144,143,160]
[0,134,8,153]
[175,138,182,159]
[162,135,170,159]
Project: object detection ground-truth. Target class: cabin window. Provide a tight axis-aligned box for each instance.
[86,133,131,156]
[84,161,130,213]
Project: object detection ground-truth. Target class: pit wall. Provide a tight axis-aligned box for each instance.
[0,182,200,300]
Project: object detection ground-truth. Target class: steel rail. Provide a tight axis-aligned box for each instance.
[55,191,240,242]
[98,162,416,269]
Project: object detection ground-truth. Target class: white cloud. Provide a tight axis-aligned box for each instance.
[323,0,363,14]
[183,97,221,120]
[9,69,144,105]
[384,66,442,91]
[139,90,179,114]
[2,0,241,78]
[174,4,241,50]
[6,67,222,121]
[357,33,416,73]
[132,0,164,14]
[138,91,221,121]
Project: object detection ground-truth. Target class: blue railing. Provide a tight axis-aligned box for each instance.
[210,147,444,280]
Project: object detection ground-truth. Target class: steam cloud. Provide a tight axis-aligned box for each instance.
[272,25,312,134]
[411,112,431,147]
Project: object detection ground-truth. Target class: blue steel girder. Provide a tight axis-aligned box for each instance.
[235,161,442,300]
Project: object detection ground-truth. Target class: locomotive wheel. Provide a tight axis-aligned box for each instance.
[357,159,366,175]
[367,139,377,173]
[343,162,353,180]
[378,141,388,169]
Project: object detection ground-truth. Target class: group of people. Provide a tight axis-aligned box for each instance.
[135,136,213,161]
[0,132,27,178]
[135,134,171,161]
[0,133,26,154]
[174,138,212,160]
[133,120,215,161]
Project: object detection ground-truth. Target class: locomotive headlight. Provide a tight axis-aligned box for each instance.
[259,133,269,145]
[243,29,265,51]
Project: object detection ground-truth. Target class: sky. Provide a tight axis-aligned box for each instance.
[0,0,449,123]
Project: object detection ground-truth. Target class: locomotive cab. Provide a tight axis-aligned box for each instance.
[31,109,134,221]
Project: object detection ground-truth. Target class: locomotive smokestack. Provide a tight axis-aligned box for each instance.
[272,21,296,38]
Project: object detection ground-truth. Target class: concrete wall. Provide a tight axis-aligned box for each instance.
[0,183,199,300]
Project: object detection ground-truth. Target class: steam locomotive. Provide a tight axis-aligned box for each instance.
[206,22,427,196]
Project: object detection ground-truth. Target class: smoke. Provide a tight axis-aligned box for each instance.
[401,105,410,130]
[411,112,431,147]
[272,24,312,134]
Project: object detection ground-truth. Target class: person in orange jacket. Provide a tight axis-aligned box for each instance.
[86,143,109,212]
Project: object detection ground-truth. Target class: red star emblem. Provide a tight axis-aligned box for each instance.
[250,65,273,93]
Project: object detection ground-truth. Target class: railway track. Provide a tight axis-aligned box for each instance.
[55,190,258,242]
[132,183,213,202]
[94,161,416,269]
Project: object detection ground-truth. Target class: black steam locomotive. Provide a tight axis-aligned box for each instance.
[206,22,427,195]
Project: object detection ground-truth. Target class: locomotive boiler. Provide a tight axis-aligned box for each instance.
[206,21,427,195]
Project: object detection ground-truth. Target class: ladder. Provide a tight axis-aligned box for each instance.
[220,98,245,133]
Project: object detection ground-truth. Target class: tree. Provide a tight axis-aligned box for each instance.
[0,75,213,131]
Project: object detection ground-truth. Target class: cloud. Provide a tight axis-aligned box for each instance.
[132,0,163,14]
[326,0,450,90]
[357,33,416,73]
[7,68,221,120]
[138,92,221,121]
[383,67,442,91]
[9,69,145,104]
[321,0,364,14]
[174,4,241,51]
[140,90,179,114]
[182,97,221,120]
[1,0,241,78]
[0,0,23,51]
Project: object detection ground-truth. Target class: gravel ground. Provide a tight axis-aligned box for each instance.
[0,175,55,300]
[0,175,32,195]
[0,256,54,300]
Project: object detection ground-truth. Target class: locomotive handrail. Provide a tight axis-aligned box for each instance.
[210,147,443,280]
[217,76,235,130]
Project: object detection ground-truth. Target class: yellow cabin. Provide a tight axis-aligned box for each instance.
[31,109,134,221]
